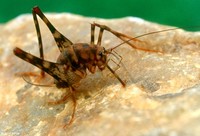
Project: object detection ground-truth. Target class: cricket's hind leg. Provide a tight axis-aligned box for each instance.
[32,6,73,52]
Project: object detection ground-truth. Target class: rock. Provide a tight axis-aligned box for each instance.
[0,12,200,136]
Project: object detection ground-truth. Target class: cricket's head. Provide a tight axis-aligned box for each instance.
[95,46,107,70]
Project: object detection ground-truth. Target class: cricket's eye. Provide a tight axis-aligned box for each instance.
[98,51,103,57]
[98,47,106,57]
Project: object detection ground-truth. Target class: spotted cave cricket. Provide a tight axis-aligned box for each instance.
[13,6,179,125]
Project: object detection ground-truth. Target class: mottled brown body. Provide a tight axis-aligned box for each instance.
[54,43,107,88]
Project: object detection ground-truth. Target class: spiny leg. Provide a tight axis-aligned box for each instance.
[107,57,122,73]
[48,87,77,127]
[103,24,140,41]
[91,23,95,46]
[97,27,104,46]
[106,65,126,87]
[91,22,109,47]
[106,59,121,78]
[32,6,73,52]
[106,59,128,86]
[93,22,142,43]
[15,72,41,77]
[13,47,68,84]
[91,23,104,46]
[93,23,161,53]
[91,23,105,46]
[107,50,123,74]
[48,92,71,105]
[32,7,45,77]
[16,72,45,85]
[64,87,77,127]
[111,50,123,67]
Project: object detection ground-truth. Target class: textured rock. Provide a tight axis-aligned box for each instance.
[0,13,200,136]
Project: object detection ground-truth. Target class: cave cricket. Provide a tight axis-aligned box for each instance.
[13,6,180,125]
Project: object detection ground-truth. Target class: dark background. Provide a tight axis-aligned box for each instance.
[0,0,200,30]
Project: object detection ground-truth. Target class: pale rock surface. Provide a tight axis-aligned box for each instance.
[0,13,200,136]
